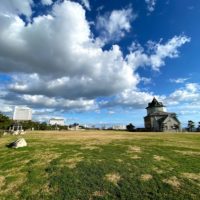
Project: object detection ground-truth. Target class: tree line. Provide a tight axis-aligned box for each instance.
[187,120,200,132]
[0,112,69,131]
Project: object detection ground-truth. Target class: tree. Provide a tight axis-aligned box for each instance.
[39,122,48,130]
[126,123,135,132]
[0,113,12,130]
[197,122,200,132]
[21,120,41,130]
[187,120,195,132]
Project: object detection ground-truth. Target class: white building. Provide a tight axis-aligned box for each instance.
[49,118,65,126]
[112,125,126,130]
[13,106,32,121]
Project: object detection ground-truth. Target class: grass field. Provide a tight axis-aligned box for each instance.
[0,131,200,200]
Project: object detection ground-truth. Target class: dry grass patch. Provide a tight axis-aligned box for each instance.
[131,155,141,160]
[60,156,84,169]
[174,150,200,156]
[153,155,166,161]
[140,174,153,181]
[105,172,121,185]
[0,175,5,190]
[80,145,100,150]
[182,173,200,182]
[128,146,141,153]
[29,131,134,145]
[163,176,181,189]
[89,191,107,199]
[0,173,27,196]
[152,167,164,174]
[115,158,123,163]
[4,166,25,177]
[33,151,62,166]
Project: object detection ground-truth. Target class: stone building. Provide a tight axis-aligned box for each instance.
[144,97,181,132]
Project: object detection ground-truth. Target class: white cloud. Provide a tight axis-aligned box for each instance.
[80,0,90,10]
[21,94,97,111]
[96,8,136,43]
[150,36,191,70]
[103,89,159,109]
[108,110,115,114]
[169,83,200,102]
[41,0,53,6]
[170,77,189,84]
[118,89,154,107]
[0,1,139,100]
[0,0,33,17]
[7,47,138,99]
[140,77,152,85]
[127,35,190,71]
[145,0,157,12]
[0,0,192,121]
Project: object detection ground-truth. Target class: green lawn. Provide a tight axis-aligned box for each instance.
[0,131,200,200]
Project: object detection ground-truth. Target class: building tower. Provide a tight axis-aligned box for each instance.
[146,97,166,115]
[144,97,181,132]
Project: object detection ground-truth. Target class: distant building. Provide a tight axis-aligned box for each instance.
[13,106,32,121]
[49,118,65,126]
[144,98,181,132]
[112,125,126,130]
[68,124,80,131]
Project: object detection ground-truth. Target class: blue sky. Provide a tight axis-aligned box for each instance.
[0,0,200,127]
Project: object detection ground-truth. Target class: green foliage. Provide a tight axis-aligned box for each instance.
[197,122,200,132]
[187,120,195,132]
[0,112,12,130]
[126,123,135,131]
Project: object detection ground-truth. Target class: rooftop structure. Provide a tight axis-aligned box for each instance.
[146,97,166,115]
[13,106,32,121]
[112,125,126,130]
[49,118,65,126]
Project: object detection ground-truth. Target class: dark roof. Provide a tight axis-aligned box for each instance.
[153,114,181,125]
[147,111,169,116]
[146,97,165,109]
[157,116,168,124]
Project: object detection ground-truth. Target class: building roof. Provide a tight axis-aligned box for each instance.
[146,97,165,109]
[157,114,181,125]
[147,111,175,116]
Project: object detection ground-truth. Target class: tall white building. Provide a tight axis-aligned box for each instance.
[112,125,126,130]
[13,106,32,121]
[49,118,65,126]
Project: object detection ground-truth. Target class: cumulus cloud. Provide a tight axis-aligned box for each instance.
[127,35,190,71]
[41,0,53,6]
[117,89,155,108]
[0,0,33,17]
[104,82,200,110]
[7,46,138,99]
[0,0,191,120]
[21,95,97,111]
[169,83,200,102]
[145,0,157,12]
[100,89,158,110]
[96,8,136,43]
[0,1,138,101]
